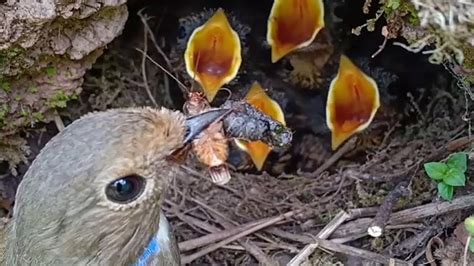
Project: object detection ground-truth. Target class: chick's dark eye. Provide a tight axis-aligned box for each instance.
[106,175,145,204]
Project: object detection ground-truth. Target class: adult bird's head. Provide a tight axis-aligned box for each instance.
[4,107,227,265]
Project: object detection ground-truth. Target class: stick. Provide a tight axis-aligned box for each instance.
[464,235,471,266]
[209,211,276,266]
[172,209,274,265]
[310,137,357,177]
[312,238,410,265]
[139,23,158,107]
[178,216,267,252]
[287,211,350,266]
[332,194,474,238]
[368,181,411,237]
[184,195,276,265]
[344,168,412,183]
[181,210,297,264]
[53,111,65,132]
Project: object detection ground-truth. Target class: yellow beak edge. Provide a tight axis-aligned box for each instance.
[326,55,380,150]
[184,8,242,102]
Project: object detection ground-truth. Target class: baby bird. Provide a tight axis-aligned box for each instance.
[172,7,250,102]
[1,107,227,265]
[326,54,380,150]
[267,0,325,63]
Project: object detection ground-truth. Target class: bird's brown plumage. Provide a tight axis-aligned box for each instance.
[0,107,204,265]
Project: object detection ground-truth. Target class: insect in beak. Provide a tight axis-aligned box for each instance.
[234,82,286,170]
[184,8,242,102]
[184,109,230,144]
[326,55,380,150]
[267,0,325,63]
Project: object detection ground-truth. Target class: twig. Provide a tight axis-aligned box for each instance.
[371,26,388,58]
[137,9,187,93]
[310,137,358,177]
[368,181,411,237]
[136,48,188,92]
[344,168,412,183]
[53,111,65,132]
[139,24,158,107]
[332,194,474,238]
[287,210,350,266]
[181,194,276,265]
[181,210,298,264]
[208,210,276,265]
[464,235,471,266]
[425,236,444,266]
[310,238,409,265]
[178,215,265,252]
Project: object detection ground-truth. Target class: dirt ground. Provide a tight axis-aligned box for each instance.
[1,0,473,265]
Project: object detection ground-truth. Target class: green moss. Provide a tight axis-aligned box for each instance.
[1,81,11,92]
[0,46,25,68]
[28,86,38,93]
[384,0,420,26]
[20,108,28,117]
[47,90,78,109]
[32,112,44,122]
[0,104,9,127]
[45,66,57,77]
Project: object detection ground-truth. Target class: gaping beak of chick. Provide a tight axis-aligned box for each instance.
[267,0,325,63]
[184,8,242,102]
[326,55,380,150]
[184,109,229,144]
[234,82,286,170]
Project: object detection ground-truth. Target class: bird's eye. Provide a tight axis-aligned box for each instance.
[105,175,145,204]
[178,25,187,40]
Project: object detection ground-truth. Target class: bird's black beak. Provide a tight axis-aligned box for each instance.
[183,109,230,144]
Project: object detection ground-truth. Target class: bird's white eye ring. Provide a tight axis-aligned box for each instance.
[105,174,146,204]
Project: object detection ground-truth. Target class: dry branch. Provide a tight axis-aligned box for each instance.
[287,211,350,266]
[332,194,474,238]
[368,181,411,237]
[209,211,276,266]
[181,210,299,264]
[307,137,358,178]
[311,238,410,265]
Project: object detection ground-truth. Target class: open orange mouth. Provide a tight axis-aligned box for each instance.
[326,55,380,150]
[234,82,286,170]
[267,0,325,63]
[184,8,242,102]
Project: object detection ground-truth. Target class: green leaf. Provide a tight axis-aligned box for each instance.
[470,238,474,253]
[443,168,466,187]
[438,182,453,201]
[424,162,448,181]
[447,152,467,172]
[465,216,474,235]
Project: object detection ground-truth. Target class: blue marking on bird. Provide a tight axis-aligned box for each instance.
[134,236,160,266]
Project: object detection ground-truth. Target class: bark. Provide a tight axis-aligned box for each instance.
[0,0,129,137]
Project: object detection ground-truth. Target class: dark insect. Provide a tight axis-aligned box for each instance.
[221,100,293,148]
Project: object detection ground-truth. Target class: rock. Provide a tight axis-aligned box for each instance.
[0,0,129,169]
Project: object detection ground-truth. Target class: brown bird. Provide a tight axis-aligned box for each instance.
[1,107,227,265]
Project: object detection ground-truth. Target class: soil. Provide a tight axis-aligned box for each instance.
[1,0,473,265]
